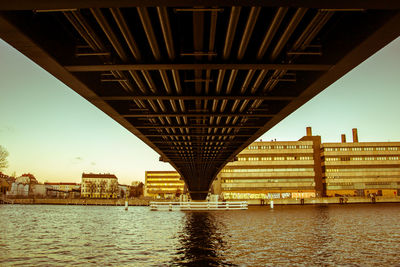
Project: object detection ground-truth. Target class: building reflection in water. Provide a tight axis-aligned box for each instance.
[172,212,234,266]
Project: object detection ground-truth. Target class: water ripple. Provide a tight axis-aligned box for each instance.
[1,204,400,265]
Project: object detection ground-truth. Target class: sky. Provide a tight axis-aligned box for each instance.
[0,37,399,184]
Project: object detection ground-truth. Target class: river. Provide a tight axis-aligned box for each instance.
[1,204,400,266]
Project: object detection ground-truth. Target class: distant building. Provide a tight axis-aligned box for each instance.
[15,173,38,185]
[131,181,142,187]
[7,173,38,197]
[321,129,400,197]
[81,173,118,198]
[144,171,184,199]
[45,182,81,198]
[219,130,321,201]
[118,184,129,198]
[145,127,400,202]
[0,178,10,194]
[0,172,15,185]
[32,184,47,197]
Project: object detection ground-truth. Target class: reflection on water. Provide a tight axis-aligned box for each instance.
[174,212,232,266]
[1,204,400,266]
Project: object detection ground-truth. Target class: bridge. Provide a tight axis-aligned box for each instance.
[1,2,399,199]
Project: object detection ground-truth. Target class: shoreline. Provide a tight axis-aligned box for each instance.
[0,198,149,206]
[2,196,400,206]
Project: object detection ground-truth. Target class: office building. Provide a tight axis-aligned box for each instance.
[146,128,400,201]
[144,171,185,199]
[321,129,400,197]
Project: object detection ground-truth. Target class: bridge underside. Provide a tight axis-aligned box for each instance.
[0,2,399,199]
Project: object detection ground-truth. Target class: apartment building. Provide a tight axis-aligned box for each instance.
[81,173,118,198]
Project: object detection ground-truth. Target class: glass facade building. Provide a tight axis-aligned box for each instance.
[144,171,185,199]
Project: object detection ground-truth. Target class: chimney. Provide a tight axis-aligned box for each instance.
[341,134,346,143]
[306,127,312,136]
[352,128,359,143]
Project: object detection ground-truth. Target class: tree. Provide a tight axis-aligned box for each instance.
[109,180,118,198]
[99,180,107,198]
[0,145,9,171]
[86,181,96,198]
[129,182,144,198]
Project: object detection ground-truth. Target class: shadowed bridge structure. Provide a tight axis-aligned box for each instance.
[1,2,399,199]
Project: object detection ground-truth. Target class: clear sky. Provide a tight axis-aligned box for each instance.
[0,37,399,184]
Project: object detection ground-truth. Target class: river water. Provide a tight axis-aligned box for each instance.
[1,204,400,266]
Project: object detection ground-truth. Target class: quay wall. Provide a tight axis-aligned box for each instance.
[2,197,400,206]
[4,198,150,206]
[250,196,400,206]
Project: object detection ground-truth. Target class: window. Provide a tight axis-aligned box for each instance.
[352,147,362,151]
[376,147,386,151]
[326,157,339,161]
[238,157,247,161]
[352,157,363,161]
[388,147,399,151]
[261,157,272,161]
[339,147,349,151]
[286,156,295,160]
[364,147,374,151]
[287,145,297,149]
[274,157,285,161]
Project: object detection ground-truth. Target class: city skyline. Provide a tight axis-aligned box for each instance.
[1,37,399,184]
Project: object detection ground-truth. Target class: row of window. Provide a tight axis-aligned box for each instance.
[323,147,399,152]
[81,189,114,193]
[146,178,182,182]
[146,183,184,186]
[325,156,400,161]
[238,156,313,161]
[247,145,312,150]
[325,174,400,179]
[223,178,314,183]
[222,168,314,173]
[326,167,400,173]
[326,182,392,186]
[147,188,182,191]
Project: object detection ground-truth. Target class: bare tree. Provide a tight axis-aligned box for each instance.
[129,182,144,198]
[109,180,118,198]
[86,181,97,198]
[99,180,107,198]
[0,145,9,171]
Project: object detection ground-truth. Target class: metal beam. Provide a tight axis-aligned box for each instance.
[146,133,252,137]
[65,63,332,72]
[123,113,274,118]
[135,125,261,129]
[103,95,294,101]
[2,1,400,10]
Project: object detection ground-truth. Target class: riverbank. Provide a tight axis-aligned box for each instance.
[2,196,400,206]
[1,198,149,206]
[250,196,400,206]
